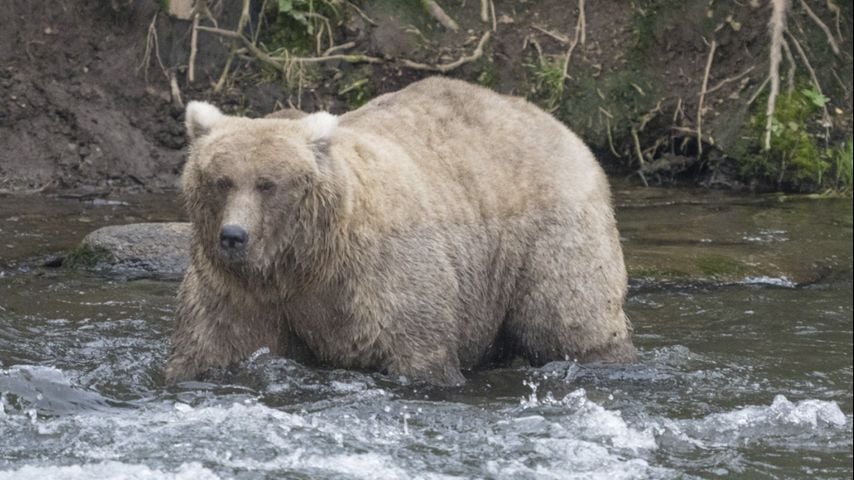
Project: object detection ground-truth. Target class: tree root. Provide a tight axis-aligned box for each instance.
[764,0,788,151]
[138,12,168,83]
[798,0,840,55]
[421,0,459,31]
[561,0,586,83]
[188,12,200,83]
[196,26,382,69]
[706,65,754,95]
[697,39,716,157]
[786,31,832,129]
[401,31,491,73]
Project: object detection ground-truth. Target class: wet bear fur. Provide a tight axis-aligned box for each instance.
[165,77,636,385]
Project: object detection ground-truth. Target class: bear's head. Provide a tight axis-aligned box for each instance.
[182,101,341,277]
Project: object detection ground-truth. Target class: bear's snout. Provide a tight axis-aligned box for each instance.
[219,224,249,252]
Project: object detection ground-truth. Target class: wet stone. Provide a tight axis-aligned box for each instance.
[75,222,191,279]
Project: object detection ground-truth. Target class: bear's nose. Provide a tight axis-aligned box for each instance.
[219,224,248,251]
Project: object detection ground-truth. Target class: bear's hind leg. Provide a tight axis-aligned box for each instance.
[506,215,636,366]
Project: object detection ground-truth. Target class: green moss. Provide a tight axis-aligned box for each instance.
[64,245,114,269]
[628,266,691,279]
[695,254,747,278]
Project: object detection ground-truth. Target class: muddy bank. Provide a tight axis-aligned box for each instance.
[0,1,851,192]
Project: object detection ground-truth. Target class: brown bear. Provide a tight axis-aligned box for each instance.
[165,77,636,386]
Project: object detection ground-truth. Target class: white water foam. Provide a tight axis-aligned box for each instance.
[0,462,220,480]
[660,394,849,448]
[740,276,796,288]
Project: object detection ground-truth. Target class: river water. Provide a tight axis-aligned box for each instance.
[0,187,851,479]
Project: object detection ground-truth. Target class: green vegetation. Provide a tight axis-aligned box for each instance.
[525,55,565,111]
[739,87,850,192]
[628,266,690,279]
[832,138,853,192]
[338,74,373,109]
[475,57,497,90]
[264,0,342,55]
[198,0,851,194]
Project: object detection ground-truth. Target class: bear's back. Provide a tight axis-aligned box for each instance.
[337,77,609,225]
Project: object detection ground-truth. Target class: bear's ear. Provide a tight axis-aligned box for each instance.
[185,101,225,140]
[301,111,338,143]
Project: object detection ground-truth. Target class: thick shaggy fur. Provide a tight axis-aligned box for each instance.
[166,77,635,385]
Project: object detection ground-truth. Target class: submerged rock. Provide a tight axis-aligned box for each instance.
[70,222,191,279]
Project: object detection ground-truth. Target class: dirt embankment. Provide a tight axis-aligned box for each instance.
[1,1,185,193]
[1,1,851,193]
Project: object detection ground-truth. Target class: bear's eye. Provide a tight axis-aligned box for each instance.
[214,177,233,191]
[256,178,276,193]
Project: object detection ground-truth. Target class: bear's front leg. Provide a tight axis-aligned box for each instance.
[380,315,466,387]
[383,346,466,387]
[165,264,280,382]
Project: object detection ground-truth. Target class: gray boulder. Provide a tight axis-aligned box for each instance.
[71,222,191,279]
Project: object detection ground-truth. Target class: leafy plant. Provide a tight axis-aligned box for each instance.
[525,56,566,111]
[801,86,829,109]
[743,87,830,189]
[264,0,340,55]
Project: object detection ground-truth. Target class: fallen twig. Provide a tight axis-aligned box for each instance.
[401,31,491,73]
